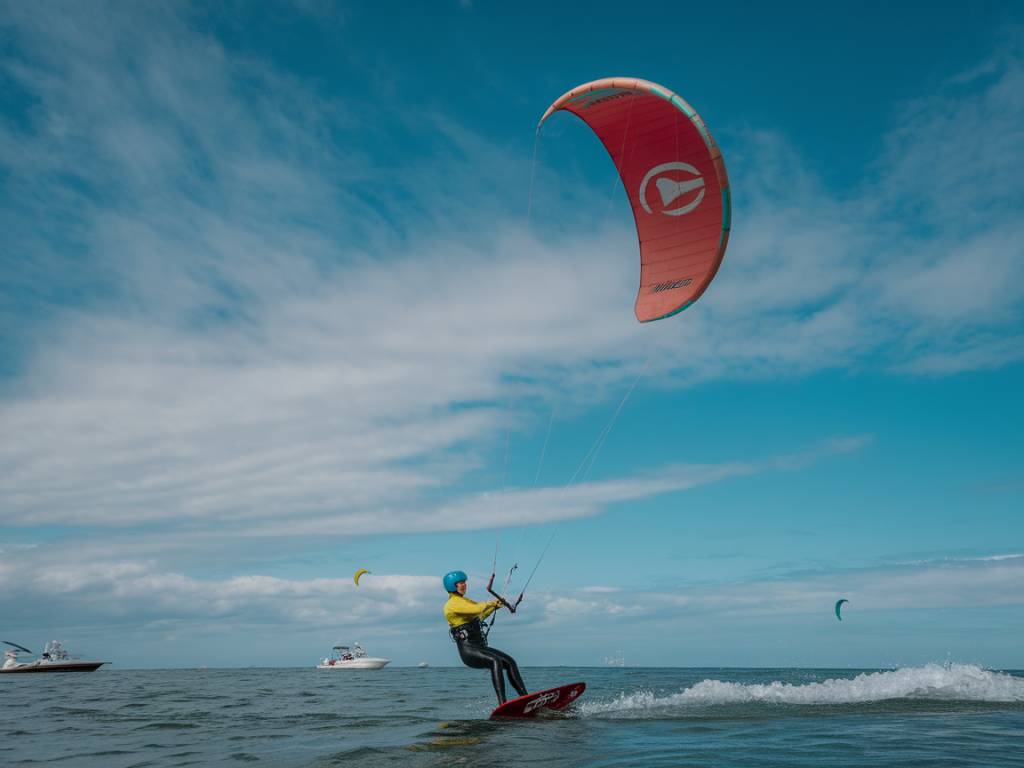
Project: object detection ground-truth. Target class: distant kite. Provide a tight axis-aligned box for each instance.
[835,599,849,621]
[354,569,371,586]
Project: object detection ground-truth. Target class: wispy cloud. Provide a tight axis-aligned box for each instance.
[0,8,1021,578]
[534,555,1024,626]
[4,548,1020,646]
[0,551,441,630]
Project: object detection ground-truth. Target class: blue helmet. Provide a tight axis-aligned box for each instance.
[443,570,468,593]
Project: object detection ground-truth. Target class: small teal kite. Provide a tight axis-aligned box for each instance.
[835,598,849,621]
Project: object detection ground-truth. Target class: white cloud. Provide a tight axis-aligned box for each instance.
[0,8,1020,564]
[535,555,1024,627]
[0,546,441,629]
[4,547,1020,647]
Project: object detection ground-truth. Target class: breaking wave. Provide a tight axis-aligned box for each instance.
[580,664,1024,716]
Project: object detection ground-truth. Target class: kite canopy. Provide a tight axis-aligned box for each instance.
[539,77,730,323]
[835,598,849,621]
[353,569,370,586]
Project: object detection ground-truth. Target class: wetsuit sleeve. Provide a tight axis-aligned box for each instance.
[479,600,499,621]
[444,595,500,627]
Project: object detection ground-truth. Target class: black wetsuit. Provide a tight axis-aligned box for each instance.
[451,618,528,704]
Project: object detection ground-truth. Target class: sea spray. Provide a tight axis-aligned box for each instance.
[580,663,1024,716]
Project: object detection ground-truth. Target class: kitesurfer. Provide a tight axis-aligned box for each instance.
[443,570,528,705]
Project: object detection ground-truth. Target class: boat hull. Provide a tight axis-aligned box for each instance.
[317,658,389,670]
[1,661,106,674]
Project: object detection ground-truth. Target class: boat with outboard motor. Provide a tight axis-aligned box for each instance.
[1,640,108,674]
[317,642,389,669]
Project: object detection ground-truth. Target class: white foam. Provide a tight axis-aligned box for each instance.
[581,664,1024,716]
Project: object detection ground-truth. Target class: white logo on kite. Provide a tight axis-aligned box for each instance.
[639,162,705,217]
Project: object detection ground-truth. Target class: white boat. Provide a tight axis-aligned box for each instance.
[1,640,108,674]
[317,642,389,670]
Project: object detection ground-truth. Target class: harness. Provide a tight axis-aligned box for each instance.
[449,618,488,646]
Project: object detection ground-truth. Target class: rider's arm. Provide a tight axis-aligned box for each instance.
[445,595,501,626]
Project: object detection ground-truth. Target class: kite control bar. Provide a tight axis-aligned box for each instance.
[487,571,523,614]
[486,532,553,621]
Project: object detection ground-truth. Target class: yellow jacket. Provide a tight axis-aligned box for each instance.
[444,594,500,628]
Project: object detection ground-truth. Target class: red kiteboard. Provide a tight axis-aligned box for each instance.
[489,682,586,719]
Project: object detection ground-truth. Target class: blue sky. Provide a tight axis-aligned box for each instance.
[1,1,1022,669]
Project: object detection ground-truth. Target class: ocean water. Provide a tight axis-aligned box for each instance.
[3,664,1024,767]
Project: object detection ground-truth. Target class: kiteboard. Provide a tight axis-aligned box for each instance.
[489,682,586,719]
